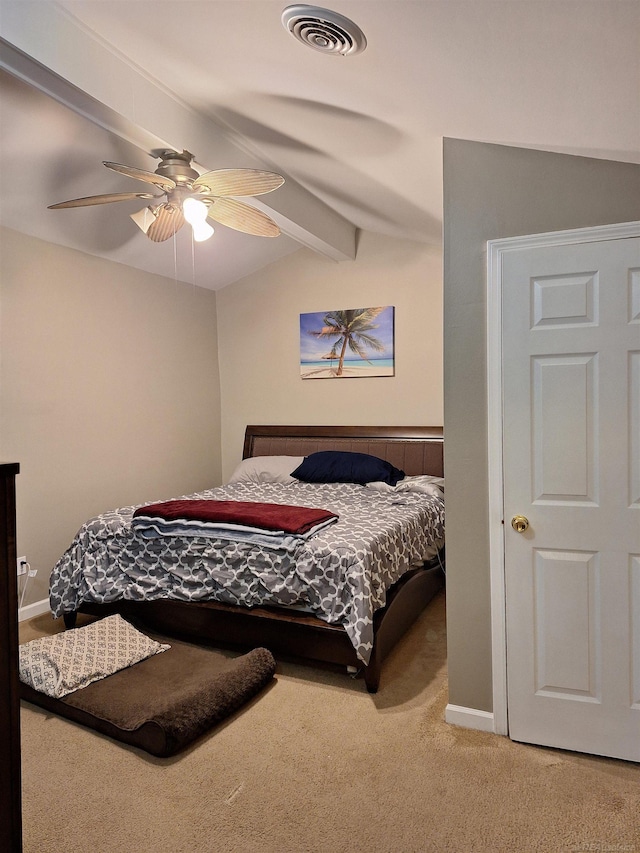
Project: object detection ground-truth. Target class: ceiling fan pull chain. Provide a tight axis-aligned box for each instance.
[173,227,178,288]
[191,228,196,289]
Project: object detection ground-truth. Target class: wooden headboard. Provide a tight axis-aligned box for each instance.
[243,425,444,478]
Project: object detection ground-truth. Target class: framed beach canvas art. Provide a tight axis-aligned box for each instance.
[299,306,395,379]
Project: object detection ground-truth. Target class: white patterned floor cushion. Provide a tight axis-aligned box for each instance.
[19,614,170,698]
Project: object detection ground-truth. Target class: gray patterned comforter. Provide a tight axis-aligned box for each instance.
[49,481,445,664]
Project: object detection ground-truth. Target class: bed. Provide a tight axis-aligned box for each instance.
[50,425,445,692]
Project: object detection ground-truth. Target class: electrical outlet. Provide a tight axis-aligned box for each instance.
[16,556,27,577]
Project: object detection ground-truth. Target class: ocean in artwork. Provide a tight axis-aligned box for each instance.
[300,357,395,378]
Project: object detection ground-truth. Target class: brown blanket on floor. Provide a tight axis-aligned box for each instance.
[20,636,276,757]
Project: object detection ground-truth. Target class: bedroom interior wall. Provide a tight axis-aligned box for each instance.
[443,139,640,715]
[215,230,444,481]
[0,227,222,609]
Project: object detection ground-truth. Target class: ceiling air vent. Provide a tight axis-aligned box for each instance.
[281,5,367,56]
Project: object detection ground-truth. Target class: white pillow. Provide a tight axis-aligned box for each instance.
[365,475,445,496]
[227,455,305,485]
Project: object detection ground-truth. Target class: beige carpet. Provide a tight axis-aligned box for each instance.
[19,593,639,853]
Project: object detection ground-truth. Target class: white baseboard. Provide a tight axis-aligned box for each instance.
[445,703,496,733]
[18,598,50,623]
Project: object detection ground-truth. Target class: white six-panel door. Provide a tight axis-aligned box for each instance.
[499,230,640,761]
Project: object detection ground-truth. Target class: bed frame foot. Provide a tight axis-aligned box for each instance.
[63,611,78,630]
[364,663,381,693]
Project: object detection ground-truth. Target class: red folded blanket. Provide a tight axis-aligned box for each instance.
[132,500,338,535]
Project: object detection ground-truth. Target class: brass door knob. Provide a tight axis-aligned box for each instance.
[511,515,529,533]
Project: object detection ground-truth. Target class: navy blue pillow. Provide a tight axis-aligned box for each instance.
[291,451,405,486]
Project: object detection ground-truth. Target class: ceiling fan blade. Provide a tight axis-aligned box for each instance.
[48,192,160,209]
[103,161,177,192]
[145,204,185,242]
[193,169,284,197]
[204,197,280,237]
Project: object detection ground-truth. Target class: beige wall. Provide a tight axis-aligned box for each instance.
[0,228,221,607]
[443,140,640,713]
[216,230,443,480]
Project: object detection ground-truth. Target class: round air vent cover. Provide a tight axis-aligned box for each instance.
[281,5,367,56]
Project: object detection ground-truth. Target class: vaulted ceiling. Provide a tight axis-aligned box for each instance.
[1,1,638,290]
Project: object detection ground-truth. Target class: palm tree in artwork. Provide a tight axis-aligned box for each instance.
[307,307,387,376]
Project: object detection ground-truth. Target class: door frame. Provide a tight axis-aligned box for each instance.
[486,220,640,736]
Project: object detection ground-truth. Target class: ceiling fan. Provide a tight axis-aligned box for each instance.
[48,150,284,243]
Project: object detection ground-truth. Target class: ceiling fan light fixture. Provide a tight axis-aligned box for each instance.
[182,197,208,225]
[281,5,367,56]
[191,220,215,242]
[183,197,214,242]
[130,204,159,235]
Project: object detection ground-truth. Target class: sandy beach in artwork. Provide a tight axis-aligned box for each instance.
[300,364,395,378]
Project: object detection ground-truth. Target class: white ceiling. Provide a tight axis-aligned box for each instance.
[1,1,639,291]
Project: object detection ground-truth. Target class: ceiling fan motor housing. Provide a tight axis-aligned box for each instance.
[154,150,200,184]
